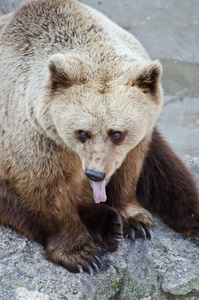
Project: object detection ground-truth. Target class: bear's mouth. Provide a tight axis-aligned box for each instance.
[90,177,110,204]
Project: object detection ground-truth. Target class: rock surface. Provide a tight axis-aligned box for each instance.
[0,0,199,299]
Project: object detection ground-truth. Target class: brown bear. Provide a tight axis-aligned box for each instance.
[0,0,198,274]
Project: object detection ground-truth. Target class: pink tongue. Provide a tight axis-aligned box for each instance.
[92,180,107,204]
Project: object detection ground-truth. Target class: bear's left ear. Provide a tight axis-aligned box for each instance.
[48,53,84,90]
[134,60,162,96]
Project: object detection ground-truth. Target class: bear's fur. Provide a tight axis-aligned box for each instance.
[0,13,13,31]
[0,0,198,273]
[137,127,199,233]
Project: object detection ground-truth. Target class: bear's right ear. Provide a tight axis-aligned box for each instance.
[48,53,84,90]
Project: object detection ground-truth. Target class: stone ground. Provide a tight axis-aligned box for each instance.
[0,0,199,299]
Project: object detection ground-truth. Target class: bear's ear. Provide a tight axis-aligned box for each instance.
[134,60,162,95]
[48,53,84,90]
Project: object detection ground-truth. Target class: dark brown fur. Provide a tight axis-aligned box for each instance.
[136,127,199,232]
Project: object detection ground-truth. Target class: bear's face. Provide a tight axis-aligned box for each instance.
[41,54,163,203]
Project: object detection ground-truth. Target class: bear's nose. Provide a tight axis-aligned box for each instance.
[85,169,105,182]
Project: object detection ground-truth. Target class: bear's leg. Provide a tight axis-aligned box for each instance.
[0,179,101,273]
[78,203,123,253]
[106,136,154,240]
[136,127,199,232]
[0,179,47,244]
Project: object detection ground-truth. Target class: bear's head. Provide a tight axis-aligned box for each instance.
[35,53,163,203]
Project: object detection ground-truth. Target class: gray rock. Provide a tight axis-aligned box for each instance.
[15,288,50,300]
[1,208,199,299]
[0,0,22,15]
[158,96,199,158]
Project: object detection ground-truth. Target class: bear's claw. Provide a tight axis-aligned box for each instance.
[91,261,100,273]
[138,224,153,240]
[94,255,102,266]
[71,253,102,274]
[77,257,100,274]
[77,264,84,273]
[114,220,122,225]
[87,264,94,275]
[144,225,153,240]
[83,255,102,274]
[115,233,123,240]
[124,223,153,241]
[141,226,147,240]
[130,228,135,240]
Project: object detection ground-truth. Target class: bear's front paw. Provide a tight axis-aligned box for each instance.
[44,233,101,274]
[100,207,123,253]
[122,205,154,240]
[78,203,123,253]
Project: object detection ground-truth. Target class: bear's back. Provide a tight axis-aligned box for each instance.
[0,0,149,68]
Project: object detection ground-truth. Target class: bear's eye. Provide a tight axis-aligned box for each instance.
[76,130,91,143]
[110,131,122,141]
[109,130,128,144]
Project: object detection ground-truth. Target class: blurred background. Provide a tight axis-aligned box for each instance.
[1,0,199,159]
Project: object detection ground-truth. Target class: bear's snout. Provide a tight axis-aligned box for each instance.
[85,168,105,182]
